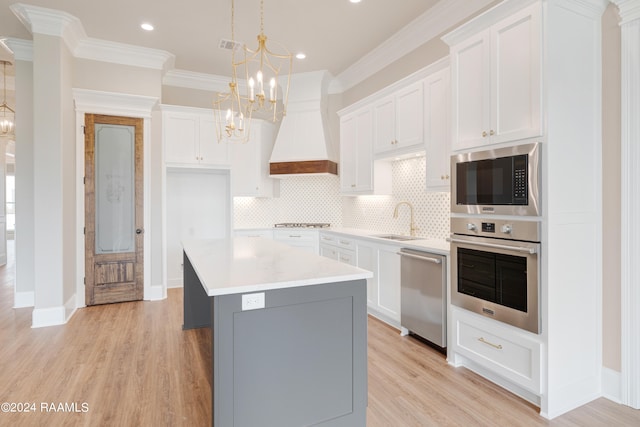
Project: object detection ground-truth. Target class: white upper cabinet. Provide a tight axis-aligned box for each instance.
[339,107,392,196]
[449,3,542,151]
[424,67,451,191]
[162,106,230,167]
[230,120,279,198]
[340,107,373,193]
[374,81,424,156]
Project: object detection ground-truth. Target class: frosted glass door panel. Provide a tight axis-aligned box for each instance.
[95,124,135,254]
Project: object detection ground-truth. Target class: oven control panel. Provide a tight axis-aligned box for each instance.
[451,217,541,242]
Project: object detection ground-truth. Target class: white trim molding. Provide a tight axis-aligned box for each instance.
[613,0,640,410]
[1,37,33,61]
[73,89,160,308]
[9,3,174,71]
[163,69,231,93]
[14,291,34,308]
[31,294,76,328]
[329,0,495,93]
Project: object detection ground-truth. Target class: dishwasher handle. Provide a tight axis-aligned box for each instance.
[397,251,442,264]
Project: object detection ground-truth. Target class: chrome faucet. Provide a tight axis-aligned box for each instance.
[393,201,418,237]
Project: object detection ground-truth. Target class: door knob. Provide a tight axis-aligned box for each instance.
[136,229,144,234]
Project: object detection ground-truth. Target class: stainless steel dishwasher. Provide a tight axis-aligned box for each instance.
[398,248,447,349]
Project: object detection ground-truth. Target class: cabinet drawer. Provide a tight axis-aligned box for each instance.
[273,230,317,242]
[338,249,356,266]
[320,234,355,250]
[454,311,541,393]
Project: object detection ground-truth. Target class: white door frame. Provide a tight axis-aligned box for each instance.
[72,89,159,308]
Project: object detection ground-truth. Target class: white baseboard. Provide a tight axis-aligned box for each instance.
[14,290,35,308]
[602,367,622,404]
[167,278,183,289]
[145,284,166,301]
[31,294,77,328]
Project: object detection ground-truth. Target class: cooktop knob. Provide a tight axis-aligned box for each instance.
[501,224,512,234]
[467,223,477,231]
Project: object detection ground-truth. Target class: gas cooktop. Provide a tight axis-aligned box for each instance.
[274,223,331,228]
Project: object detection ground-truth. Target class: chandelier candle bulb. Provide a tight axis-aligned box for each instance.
[270,78,276,102]
[249,78,255,101]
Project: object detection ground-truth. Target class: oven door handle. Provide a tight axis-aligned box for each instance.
[446,237,538,254]
[397,252,442,264]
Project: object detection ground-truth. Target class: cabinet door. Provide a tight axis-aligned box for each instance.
[320,244,340,260]
[354,109,373,190]
[339,114,358,192]
[164,113,199,164]
[425,68,451,191]
[356,242,377,308]
[395,81,424,149]
[377,246,401,322]
[199,115,230,166]
[340,108,373,194]
[373,97,396,154]
[451,31,491,151]
[231,128,261,196]
[490,4,541,144]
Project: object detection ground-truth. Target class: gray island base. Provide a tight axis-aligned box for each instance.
[182,238,370,426]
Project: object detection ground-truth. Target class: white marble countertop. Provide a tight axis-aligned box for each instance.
[183,237,373,297]
[321,227,450,255]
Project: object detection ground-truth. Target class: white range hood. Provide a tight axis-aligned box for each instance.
[269,71,338,176]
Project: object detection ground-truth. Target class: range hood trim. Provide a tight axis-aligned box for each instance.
[270,160,338,176]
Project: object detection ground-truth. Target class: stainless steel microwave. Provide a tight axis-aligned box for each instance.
[451,143,541,216]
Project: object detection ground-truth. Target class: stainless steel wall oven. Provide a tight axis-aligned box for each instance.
[449,217,541,334]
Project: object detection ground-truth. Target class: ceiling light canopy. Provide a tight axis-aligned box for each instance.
[0,60,15,137]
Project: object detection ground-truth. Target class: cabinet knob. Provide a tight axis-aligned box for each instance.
[482,131,488,138]
[351,184,356,188]
[490,130,495,136]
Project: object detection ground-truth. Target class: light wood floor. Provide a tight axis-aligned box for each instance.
[1,243,639,426]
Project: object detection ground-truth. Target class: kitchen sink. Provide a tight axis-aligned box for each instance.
[372,234,420,241]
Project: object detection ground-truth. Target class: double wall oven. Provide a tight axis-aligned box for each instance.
[449,143,542,334]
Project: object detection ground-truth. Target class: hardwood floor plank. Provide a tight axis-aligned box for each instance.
[1,242,639,426]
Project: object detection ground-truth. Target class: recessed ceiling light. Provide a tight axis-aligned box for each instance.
[141,23,154,31]
[296,53,306,60]
[350,0,362,3]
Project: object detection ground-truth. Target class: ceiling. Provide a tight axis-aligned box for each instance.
[0,0,441,78]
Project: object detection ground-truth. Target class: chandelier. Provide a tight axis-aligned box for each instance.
[237,0,292,123]
[213,0,293,143]
[0,60,15,136]
[213,0,251,143]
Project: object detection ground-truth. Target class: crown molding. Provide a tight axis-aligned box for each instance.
[72,88,158,118]
[9,3,174,71]
[611,0,640,24]
[75,38,175,72]
[163,69,230,93]
[329,0,494,94]
[1,38,33,61]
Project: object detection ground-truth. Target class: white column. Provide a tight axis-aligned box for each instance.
[613,0,640,410]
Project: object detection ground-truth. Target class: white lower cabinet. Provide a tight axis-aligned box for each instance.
[234,229,274,239]
[451,306,541,394]
[319,233,401,326]
[375,245,401,323]
[319,233,356,265]
[273,229,319,254]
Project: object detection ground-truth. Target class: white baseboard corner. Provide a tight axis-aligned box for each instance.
[31,294,77,328]
[14,290,35,308]
[145,284,166,301]
[602,366,622,404]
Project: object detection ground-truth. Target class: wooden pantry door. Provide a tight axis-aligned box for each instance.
[85,114,144,305]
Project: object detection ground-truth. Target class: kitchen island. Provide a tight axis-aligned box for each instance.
[182,237,372,427]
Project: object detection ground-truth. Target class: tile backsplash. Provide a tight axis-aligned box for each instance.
[341,156,450,240]
[233,175,343,228]
[233,156,450,240]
